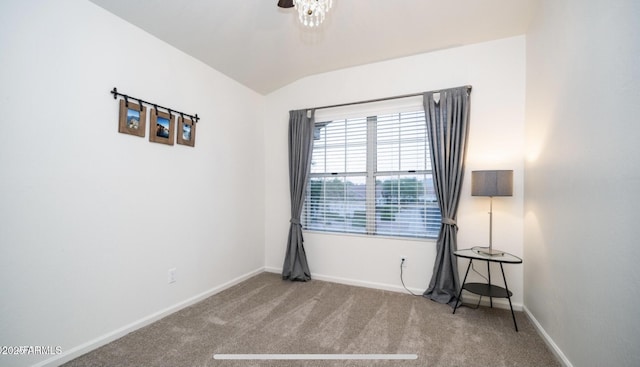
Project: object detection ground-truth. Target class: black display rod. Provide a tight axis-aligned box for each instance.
[111,87,199,123]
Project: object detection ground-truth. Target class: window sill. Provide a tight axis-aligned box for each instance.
[302,229,438,243]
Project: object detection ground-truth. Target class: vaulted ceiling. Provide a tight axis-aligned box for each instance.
[89,0,539,94]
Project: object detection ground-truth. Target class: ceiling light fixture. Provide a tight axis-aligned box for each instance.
[278,0,333,27]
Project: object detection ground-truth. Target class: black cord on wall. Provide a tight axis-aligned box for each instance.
[400,259,421,297]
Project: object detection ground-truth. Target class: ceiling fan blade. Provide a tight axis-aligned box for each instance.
[277,0,294,8]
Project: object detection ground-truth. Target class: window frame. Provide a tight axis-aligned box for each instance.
[302,109,441,240]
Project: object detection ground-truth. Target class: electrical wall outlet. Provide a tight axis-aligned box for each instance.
[401,256,407,268]
[168,268,177,284]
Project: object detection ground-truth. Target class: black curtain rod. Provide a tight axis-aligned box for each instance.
[307,85,472,112]
[111,87,199,123]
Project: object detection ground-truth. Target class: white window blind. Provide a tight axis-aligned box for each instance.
[302,109,441,239]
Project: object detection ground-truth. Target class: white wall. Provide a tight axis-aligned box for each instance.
[524,0,640,366]
[0,1,265,366]
[264,37,526,305]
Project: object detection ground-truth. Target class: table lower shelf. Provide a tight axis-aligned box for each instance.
[462,283,513,298]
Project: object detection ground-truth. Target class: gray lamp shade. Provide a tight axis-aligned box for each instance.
[471,170,513,197]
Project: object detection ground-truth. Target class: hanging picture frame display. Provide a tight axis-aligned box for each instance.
[177,115,196,147]
[149,108,175,145]
[118,99,146,137]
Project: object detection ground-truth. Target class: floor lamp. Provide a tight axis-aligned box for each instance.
[471,170,513,256]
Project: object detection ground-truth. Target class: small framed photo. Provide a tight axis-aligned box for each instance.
[118,99,146,137]
[177,115,196,147]
[149,109,175,145]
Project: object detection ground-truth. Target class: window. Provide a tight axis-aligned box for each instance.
[302,109,441,239]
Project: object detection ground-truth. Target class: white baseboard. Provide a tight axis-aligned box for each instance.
[265,266,425,297]
[35,267,558,367]
[35,267,265,367]
[265,266,523,310]
[523,305,573,367]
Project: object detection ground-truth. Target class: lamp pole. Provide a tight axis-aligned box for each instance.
[489,196,493,250]
[479,195,504,256]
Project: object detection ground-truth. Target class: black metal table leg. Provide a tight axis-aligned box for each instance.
[500,263,518,332]
[453,259,473,314]
[452,249,522,332]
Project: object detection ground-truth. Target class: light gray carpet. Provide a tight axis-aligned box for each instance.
[63,272,559,366]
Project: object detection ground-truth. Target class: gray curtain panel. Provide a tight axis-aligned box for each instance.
[282,109,315,281]
[422,87,471,307]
